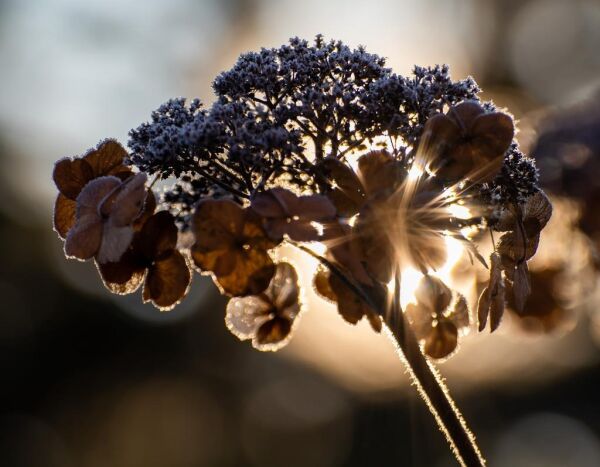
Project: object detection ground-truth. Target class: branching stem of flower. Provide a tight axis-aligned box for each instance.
[290,241,486,466]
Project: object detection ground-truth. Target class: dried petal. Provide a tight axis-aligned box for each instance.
[451,294,470,330]
[255,317,293,350]
[53,158,94,199]
[64,214,103,260]
[424,320,458,359]
[478,252,505,332]
[192,199,277,296]
[224,262,302,351]
[138,211,178,261]
[405,302,434,340]
[512,262,531,312]
[477,287,492,332]
[83,139,128,176]
[53,194,77,239]
[143,250,191,310]
[324,222,373,285]
[97,226,134,264]
[96,252,146,295]
[318,158,364,217]
[357,150,404,197]
[414,276,452,315]
[252,188,335,242]
[313,266,337,302]
[102,173,148,226]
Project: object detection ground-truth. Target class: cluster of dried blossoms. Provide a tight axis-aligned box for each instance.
[52,37,549,360]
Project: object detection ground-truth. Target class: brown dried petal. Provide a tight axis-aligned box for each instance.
[421,113,460,154]
[414,276,452,315]
[65,176,121,260]
[523,191,552,232]
[512,262,531,312]
[328,272,381,332]
[255,317,293,350]
[478,252,505,332]
[424,320,458,359]
[64,215,103,260]
[497,230,540,263]
[96,253,146,295]
[451,294,470,330]
[318,158,364,217]
[96,226,135,264]
[53,194,77,239]
[102,173,147,226]
[143,250,191,310]
[448,101,486,129]
[477,287,492,332]
[202,249,274,297]
[405,302,434,341]
[357,150,404,197]
[138,211,178,261]
[53,158,95,199]
[83,139,127,176]
[192,199,249,251]
[133,190,157,231]
[324,222,373,285]
[268,262,300,311]
[489,282,505,332]
[354,211,394,283]
[313,266,337,302]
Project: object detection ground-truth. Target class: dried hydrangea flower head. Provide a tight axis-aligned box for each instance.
[51,36,552,466]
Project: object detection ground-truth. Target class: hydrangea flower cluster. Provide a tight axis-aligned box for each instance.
[51,37,550,466]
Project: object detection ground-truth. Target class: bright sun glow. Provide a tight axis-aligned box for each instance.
[399,236,464,309]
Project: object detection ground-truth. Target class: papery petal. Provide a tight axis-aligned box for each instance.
[53,158,94,199]
[512,262,531,312]
[269,262,300,310]
[406,303,433,340]
[76,176,121,218]
[225,295,272,340]
[424,320,458,359]
[107,173,148,226]
[254,317,293,351]
[143,250,191,310]
[448,101,485,130]
[97,225,134,264]
[313,267,337,302]
[324,222,373,285]
[477,287,491,332]
[414,276,452,314]
[318,158,364,217]
[284,221,321,242]
[64,215,103,260]
[221,252,274,297]
[523,191,552,233]
[296,194,337,220]
[490,282,505,332]
[133,190,157,231]
[138,211,178,260]
[96,253,146,295]
[192,199,247,251]
[357,150,404,197]
[83,139,127,176]
[251,191,287,218]
[451,294,470,330]
[53,194,77,239]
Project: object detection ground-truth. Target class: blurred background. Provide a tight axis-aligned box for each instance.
[2,0,600,465]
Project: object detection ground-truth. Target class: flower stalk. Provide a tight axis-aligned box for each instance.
[297,243,485,466]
